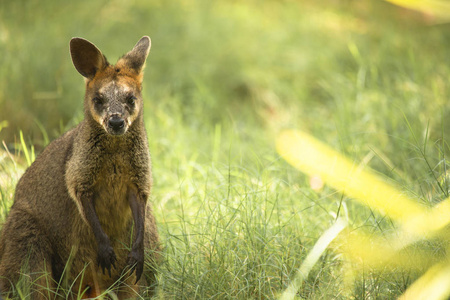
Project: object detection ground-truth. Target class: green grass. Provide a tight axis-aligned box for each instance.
[2,0,450,298]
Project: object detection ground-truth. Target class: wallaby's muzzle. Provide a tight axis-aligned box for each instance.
[107,115,126,135]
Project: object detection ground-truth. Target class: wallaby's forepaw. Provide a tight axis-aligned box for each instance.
[127,248,144,283]
[97,243,117,277]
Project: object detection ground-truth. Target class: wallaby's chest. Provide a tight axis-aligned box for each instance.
[98,153,131,183]
[93,153,134,234]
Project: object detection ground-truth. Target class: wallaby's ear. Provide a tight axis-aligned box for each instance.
[119,36,151,73]
[70,38,108,79]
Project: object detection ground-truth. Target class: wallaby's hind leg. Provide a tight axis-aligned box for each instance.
[0,210,55,300]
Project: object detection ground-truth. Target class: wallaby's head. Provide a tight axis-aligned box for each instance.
[70,36,151,136]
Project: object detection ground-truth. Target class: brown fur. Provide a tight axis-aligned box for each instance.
[0,37,160,299]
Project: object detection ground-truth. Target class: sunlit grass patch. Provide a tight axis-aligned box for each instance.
[0,146,23,221]
[277,129,450,299]
[277,130,424,223]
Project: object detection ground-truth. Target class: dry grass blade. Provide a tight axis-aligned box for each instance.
[279,218,347,300]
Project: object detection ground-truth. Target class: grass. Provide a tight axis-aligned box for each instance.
[2,0,450,298]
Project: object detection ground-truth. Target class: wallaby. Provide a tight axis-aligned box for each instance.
[0,36,160,299]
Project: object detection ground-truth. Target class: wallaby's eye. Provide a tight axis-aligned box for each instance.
[127,96,137,106]
[92,97,104,105]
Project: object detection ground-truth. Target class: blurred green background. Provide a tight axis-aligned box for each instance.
[2,0,449,150]
[2,0,450,298]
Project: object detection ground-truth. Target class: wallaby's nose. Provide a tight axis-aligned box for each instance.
[108,116,125,131]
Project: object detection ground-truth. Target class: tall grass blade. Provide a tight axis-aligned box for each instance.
[19,130,32,167]
[279,218,347,300]
[398,262,450,300]
[383,0,450,22]
[34,119,50,146]
[0,120,8,133]
[276,130,423,223]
